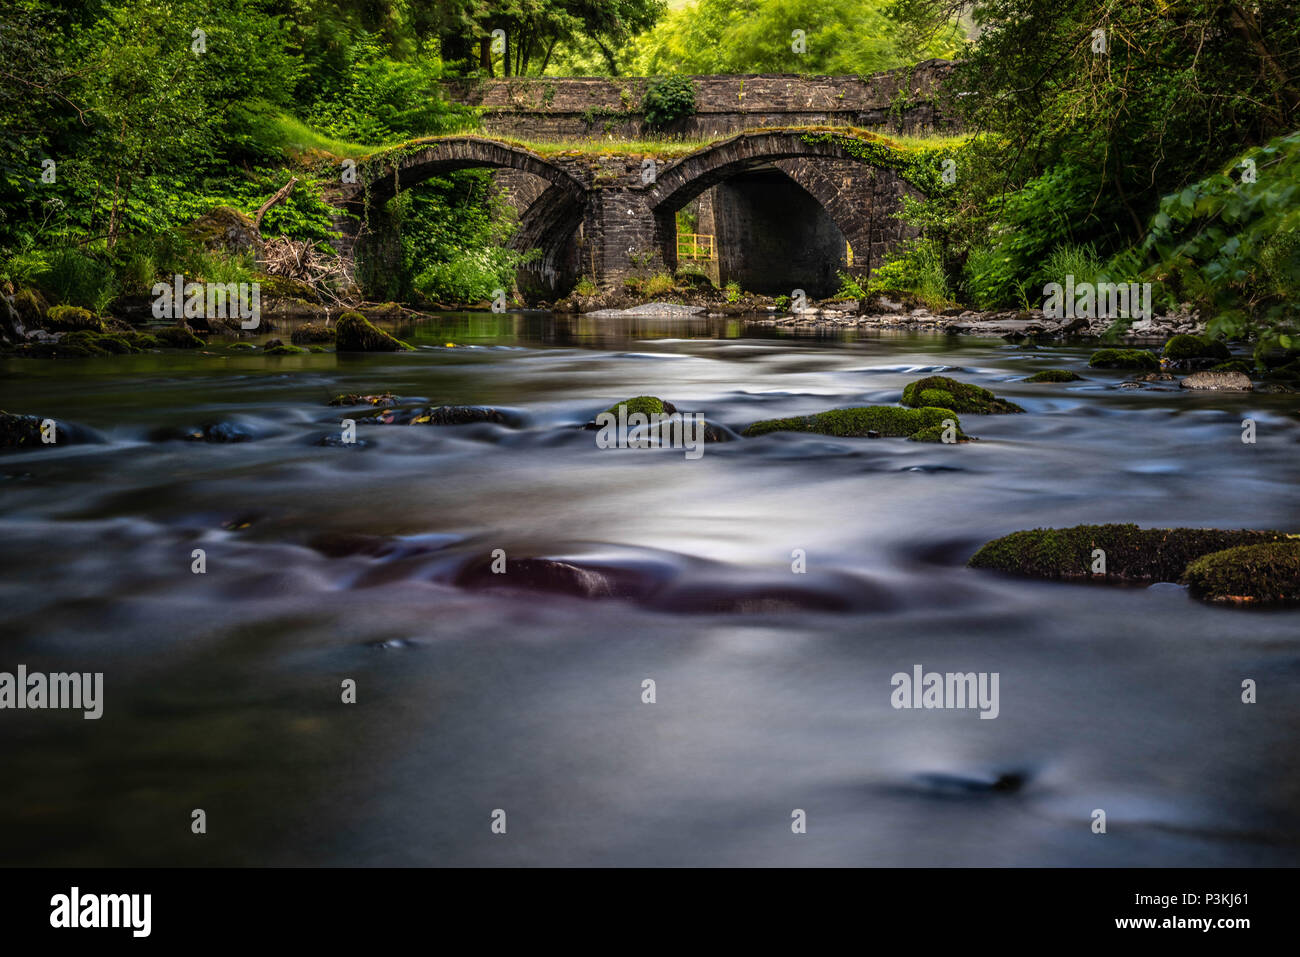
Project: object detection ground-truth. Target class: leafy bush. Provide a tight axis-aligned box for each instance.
[642,76,697,129]
[1128,131,1300,345]
[869,238,953,310]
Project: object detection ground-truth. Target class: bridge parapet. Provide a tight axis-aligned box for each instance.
[440,60,958,140]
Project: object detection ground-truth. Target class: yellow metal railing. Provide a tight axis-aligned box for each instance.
[677,232,716,261]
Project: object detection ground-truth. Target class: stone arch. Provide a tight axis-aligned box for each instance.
[347,137,586,298]
[362,137,584,205]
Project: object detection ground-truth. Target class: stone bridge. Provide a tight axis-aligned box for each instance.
[340,62,956,299]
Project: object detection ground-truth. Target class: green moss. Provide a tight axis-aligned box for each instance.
[256,274,320,302]
[1209,360,1252,375]
[918,388,955,407]
[1163,334,1230,361]
[900,376,1023,414]
[45,305,103,332]
[87,334,134,355]
[907,422,973,443]
[600,396,675,418]
[309,345,329,353]
[743,405,958,438]
[264,343,308,355]
[1181,542,1300,604]
[334,311,412,352]
[1025,369,1082,383]
[123,333,160,350]
[12,288,47,324]
[968,523,1292,582]
[229,342,257,351]
[155,326,206,348]
[1088,349,1160,370]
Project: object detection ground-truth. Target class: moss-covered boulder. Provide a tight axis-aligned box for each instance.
[742,405,960,439]
[187,205,260,254]
[900,376,1023,414]
[12,288,48,326]
[1162,334,1231,363]
[1025,369,1082,383]
[1088,349,1159,371]
[44,305,104,332]
[1181,542,1300,604]
[264,342,308,355]
[968,524,1292,582]
[290,321,335,344]
[602,396,677,418]
[155,325,206,348]
[334,311,412,352]
[123,332,160,350]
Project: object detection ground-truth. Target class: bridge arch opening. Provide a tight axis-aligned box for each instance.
[646,131,918,298]
[352,138,586,300]
[667,166,849,298]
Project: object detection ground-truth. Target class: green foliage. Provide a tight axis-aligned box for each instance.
[397,171,534,304]
[724,280,742,303]
[642,76,697,128]
[304,32,471,142]
[633,0,961,74]
[868,238,954,310]
[1129,132,1300,345]
[888,0,1300,328]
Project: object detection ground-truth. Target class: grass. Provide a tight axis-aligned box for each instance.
[354,123,966,168]
[263,112,397,162]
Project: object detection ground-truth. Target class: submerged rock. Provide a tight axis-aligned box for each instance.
[155,325,206,349]
[150,421,256,443]
[327,392,399,407]
[1180,370,1252,391]
[1024,369,1081,383]
[262,339,308,355]
[334,311,412,352]
[0,412,101,449]
[900,375,1023,414]
[290,322,335,345]
[1181,542,1300,605]
[358,405,509,426]
[742,405,965,441]
[1088,349,1159,371]
[968,523,1291,583]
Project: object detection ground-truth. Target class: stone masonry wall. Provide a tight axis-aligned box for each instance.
[441,60,958,140]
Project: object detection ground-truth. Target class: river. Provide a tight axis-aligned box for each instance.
[1,312,1298,866]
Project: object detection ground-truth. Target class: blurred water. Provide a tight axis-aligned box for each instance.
[1,314,1298,866]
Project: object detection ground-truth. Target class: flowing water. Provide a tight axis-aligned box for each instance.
[2,313,1298,866]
